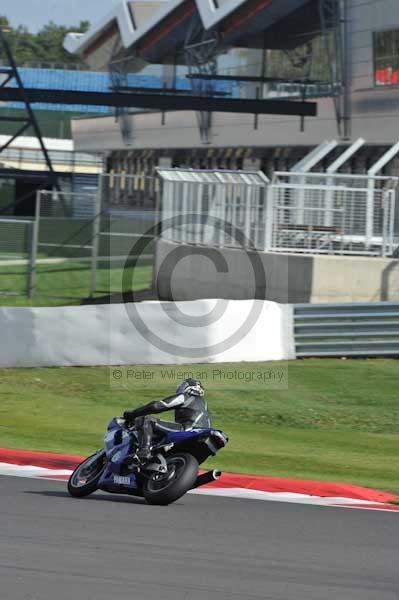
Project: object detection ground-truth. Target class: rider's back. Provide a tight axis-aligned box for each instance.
[175,394,211,429]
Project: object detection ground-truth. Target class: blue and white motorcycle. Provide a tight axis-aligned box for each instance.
[68,417,229,505]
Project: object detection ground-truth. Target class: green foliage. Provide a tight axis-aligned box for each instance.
[265,36,332,82]
[0,17,89,66]
[0,262,153,306]
[0,107,89,138]
[0,16,11,31]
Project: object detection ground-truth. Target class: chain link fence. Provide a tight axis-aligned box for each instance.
[0,177,157,302]
[90,173,157,298]
[27,189,98,302]
[0,217,35,296]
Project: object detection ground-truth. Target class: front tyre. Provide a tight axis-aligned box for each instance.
[144,453,198,506]
[67,450,106,498]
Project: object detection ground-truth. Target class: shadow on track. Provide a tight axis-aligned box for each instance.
[24,490,146,505]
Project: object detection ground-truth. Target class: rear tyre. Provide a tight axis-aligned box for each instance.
[67,451,106,498]
[143,453,198,506]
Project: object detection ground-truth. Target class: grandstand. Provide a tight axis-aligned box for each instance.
[65,0,399,179]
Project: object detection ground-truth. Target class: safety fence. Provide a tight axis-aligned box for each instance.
[0,175,158,300]
[0,217,35,296]
[270,172,397,256]
[1,167,398,300]
[294,302,399,357]
[90,173,157,297]
[0,190,100,301]
[158,169,398,258]
[158,168,270,249]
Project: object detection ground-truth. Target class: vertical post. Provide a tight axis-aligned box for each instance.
[384,188,396,257]
[340,0,351,141]
[217,184,224,249]
[182,182,189,244]
[257,184,263,249]
[90,176,103,298]
[162,181,170,240]
[230,184,237,248]
[390,190,396,256]
[264,184,274,251]
[244,186,252,249]
[366,179,375,249]
[152,173,161,293]
[28,190,41,298]
[197,183,204,244]
[174,180,180,243]
[382,189,388,257]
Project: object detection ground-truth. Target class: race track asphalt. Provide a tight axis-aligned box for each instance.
[0,475,398,600]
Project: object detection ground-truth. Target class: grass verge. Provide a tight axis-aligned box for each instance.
[0,262,153,306]
[0,359,398,493]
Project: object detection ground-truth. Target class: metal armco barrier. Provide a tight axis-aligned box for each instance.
[294,302,399,357]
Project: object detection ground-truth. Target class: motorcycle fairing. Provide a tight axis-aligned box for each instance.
[164,428,226,444]
[162,428,228,464]
[98,418,139,490]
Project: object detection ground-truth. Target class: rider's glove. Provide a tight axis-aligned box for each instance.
[123,410,138,425]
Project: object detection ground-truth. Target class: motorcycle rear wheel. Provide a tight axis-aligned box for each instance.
[143,453,198,506]
[68,450,106,498]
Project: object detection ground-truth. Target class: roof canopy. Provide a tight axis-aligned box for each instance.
[157,168,269,186]
[64,0,322,71]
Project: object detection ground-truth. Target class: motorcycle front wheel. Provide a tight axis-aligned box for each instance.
[67,450,106,498]
[143,453,198,506]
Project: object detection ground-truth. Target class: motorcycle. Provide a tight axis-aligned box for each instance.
[68,417,229,505]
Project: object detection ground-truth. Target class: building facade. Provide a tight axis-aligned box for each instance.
[70,0,399,183]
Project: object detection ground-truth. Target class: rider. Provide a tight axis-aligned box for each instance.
[123,378,211,462]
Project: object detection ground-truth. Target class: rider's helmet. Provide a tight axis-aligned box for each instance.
[176,378,205,397]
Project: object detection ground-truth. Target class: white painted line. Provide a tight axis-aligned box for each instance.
[189,487,378,506]
[0,462,72,478]
[1,463,397,512]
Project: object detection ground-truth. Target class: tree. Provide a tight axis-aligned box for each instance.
[0,17,90,66]
[0,15,11,31]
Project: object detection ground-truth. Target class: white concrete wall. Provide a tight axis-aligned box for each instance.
[0,299,295,368]
[310,254,399,303]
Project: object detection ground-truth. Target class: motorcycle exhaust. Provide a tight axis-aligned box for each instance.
[192,469,222,490]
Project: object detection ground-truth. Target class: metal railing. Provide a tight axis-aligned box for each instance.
[0,217,35,296]
[90,173,157,296]
[295,302,399,357]
[0,146,103,174]
[270,172,398,256]
[158,168,269,249]
[158,168,398,258]
[0,176,158,299]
